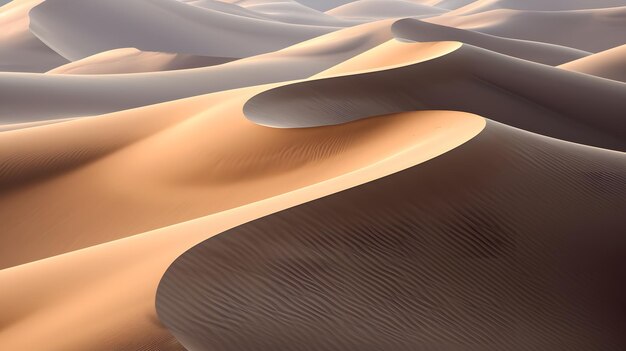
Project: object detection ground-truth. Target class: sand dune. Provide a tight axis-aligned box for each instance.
[327,0,446,19]
[245,40,626,150]
[447,0,626,16]
[0,20,395,123]
[46,48,237,75]
[0,0,67,72]
[1,1,625,350]
[157,120,626,350]
[392,18,589,65]
[428,7,626,52]
[0,109,483,349]
[29,0,335,61]
[559,44,626,82]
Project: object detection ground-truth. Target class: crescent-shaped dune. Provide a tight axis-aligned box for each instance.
[559,44,626,83]
[0,20,394,123]
[0,109,484,349]
[244,40,626,150]
[428,7,626,52]
[1,1,625,350]
[46,48,237,75]
[392,18,589,65]
[28,0,336,61]
[156,120,626,350]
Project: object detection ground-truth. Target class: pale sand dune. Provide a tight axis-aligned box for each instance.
[0,0,67,72]
[245,40,626,150]
[326,0,446,19]
[28,0,336,61]
[559,45,626,82]
[183,0,357,26]
[47,48,236,75]
[0,110,484,350]
[429,0,476,9]
[428,7,626,52]
[0,20,394,123]
[447,0,626,16]
[0,63,482,268]
[392,18,589,65]
[245,1,362,26]
[157,120,626,351]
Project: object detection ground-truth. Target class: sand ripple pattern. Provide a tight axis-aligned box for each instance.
[156,121,626,350]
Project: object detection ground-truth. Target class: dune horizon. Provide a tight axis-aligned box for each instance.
[1,0,624,350]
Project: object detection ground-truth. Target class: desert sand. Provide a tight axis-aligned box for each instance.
[0,0,625,350]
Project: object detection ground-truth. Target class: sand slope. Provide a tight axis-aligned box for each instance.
[448,0,626,16]
[392,18,589,65]
[0,20,394,123]
[429,7,626,52]
[327,0,446,19]
[559,44,626,82]
[0,0,67,72]
[46,48,237,75]
[0,108,484,349]
[245,40,626,150]
[1,1,625,350]
[157,120,626,350]
[29,0,335,60]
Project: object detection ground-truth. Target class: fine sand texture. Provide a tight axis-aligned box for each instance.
[157,120,626,350]
[1,1,625,350]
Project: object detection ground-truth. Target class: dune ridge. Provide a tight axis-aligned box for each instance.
[559,44,626,82]
[1,1,625,350]
[245,40,626,150]
[156,120,626,350]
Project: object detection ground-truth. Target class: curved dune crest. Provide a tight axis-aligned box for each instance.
[559,44,626,82]
[448,0,626,15]
[28,0,335,61]
[0,0,67,72]
[244,40,626,150]
[0,110,484,350]
[428,7,626,52]
[0,20,394,123]
[1,1,625,350]
[327,0,446,19]
[156,120,626,350]
[46,48,237,75]
[392,18,589,65]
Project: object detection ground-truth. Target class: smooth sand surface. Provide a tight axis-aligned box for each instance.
[0,0,67,72]
[1,1,625,350]
[428,7,626,52]
[47,48,237,75]
[0,109,484,350]
[447,0,626,15]
[29,0,336,60]
[559,44,626,82]
[327,0,446,19]
[245,40,626,150]
[0,20,394,123]
[392,18,589,65]
[157,120,626,350]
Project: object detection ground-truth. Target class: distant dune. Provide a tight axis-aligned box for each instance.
[0,0,67,72]
[327,0,446,19]
[47,48,237,75]
[29,0,335,60]
[560,44,626,82]
[428,7,626,52]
